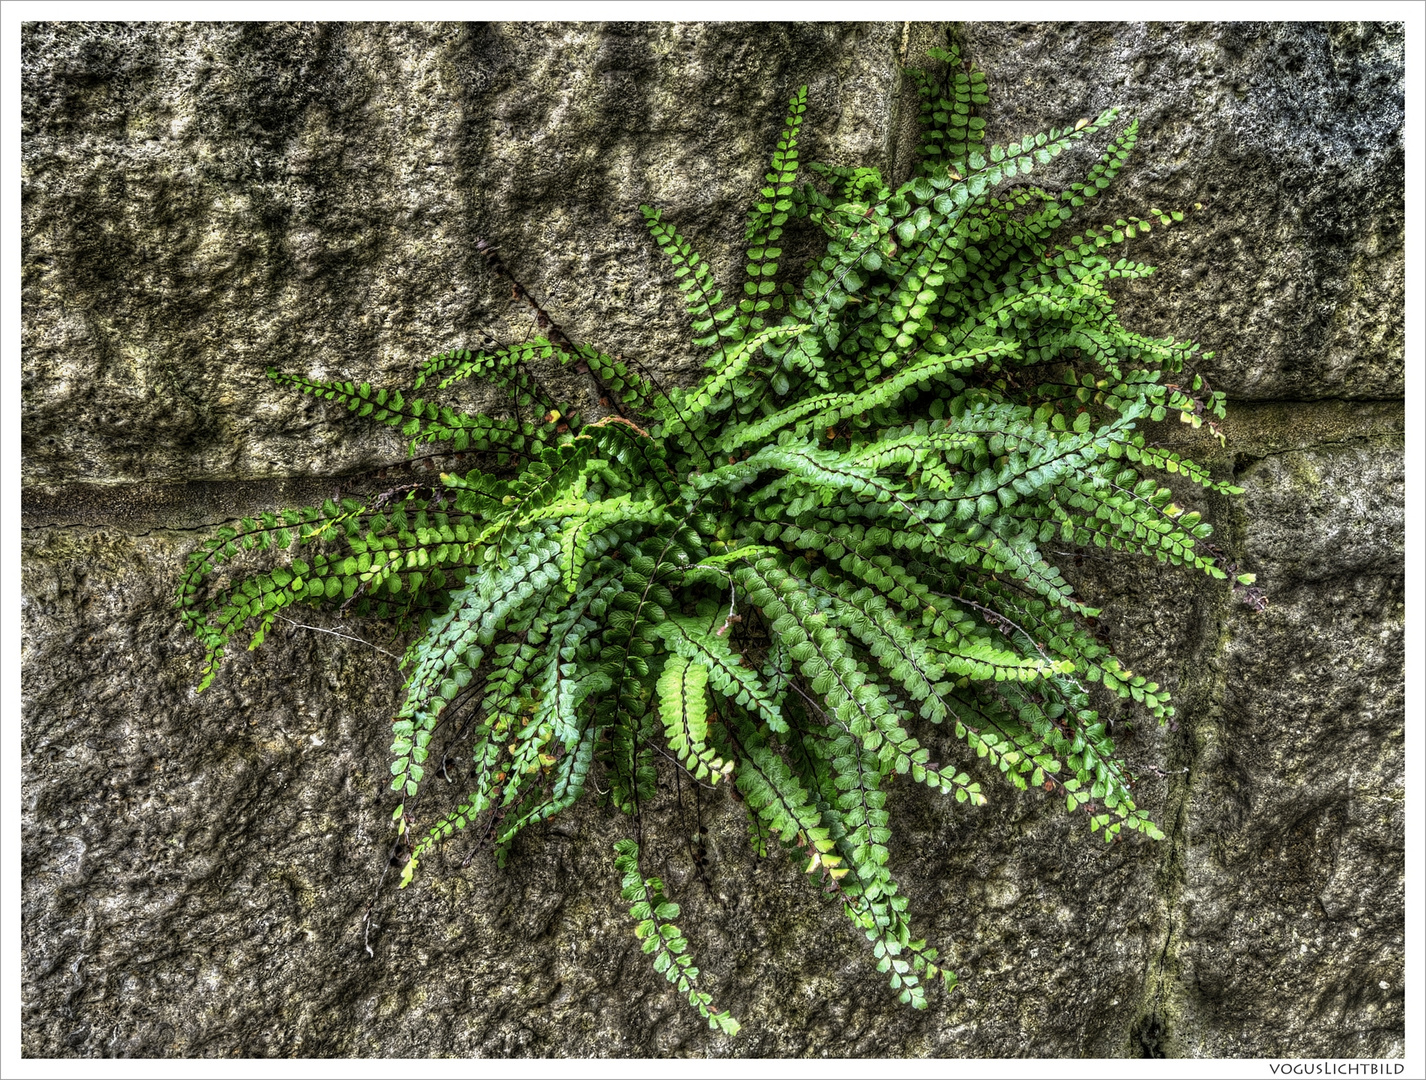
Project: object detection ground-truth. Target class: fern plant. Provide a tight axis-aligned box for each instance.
[178,44,1243,1034]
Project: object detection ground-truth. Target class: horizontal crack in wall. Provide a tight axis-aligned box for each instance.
[1146,399,1403,460]
[20,460,449,534]
[21,399,1403,536]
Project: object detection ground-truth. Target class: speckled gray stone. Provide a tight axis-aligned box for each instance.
[957,22,1405,402]
[21,22,904,487]
[21,21,1402,1059]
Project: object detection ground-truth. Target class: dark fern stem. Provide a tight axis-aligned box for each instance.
[176,42,1251,1035]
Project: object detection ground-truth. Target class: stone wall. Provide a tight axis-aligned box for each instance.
[20,22,1404,1058]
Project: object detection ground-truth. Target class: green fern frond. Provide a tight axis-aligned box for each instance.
[180,44,1250,1035]
[615,839,740,1034]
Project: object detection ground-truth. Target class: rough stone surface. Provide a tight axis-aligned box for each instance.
[958,22,1406,402]
[21,21,1403,1059]
[20,21,903,487]
[1169,432,1406,1059]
